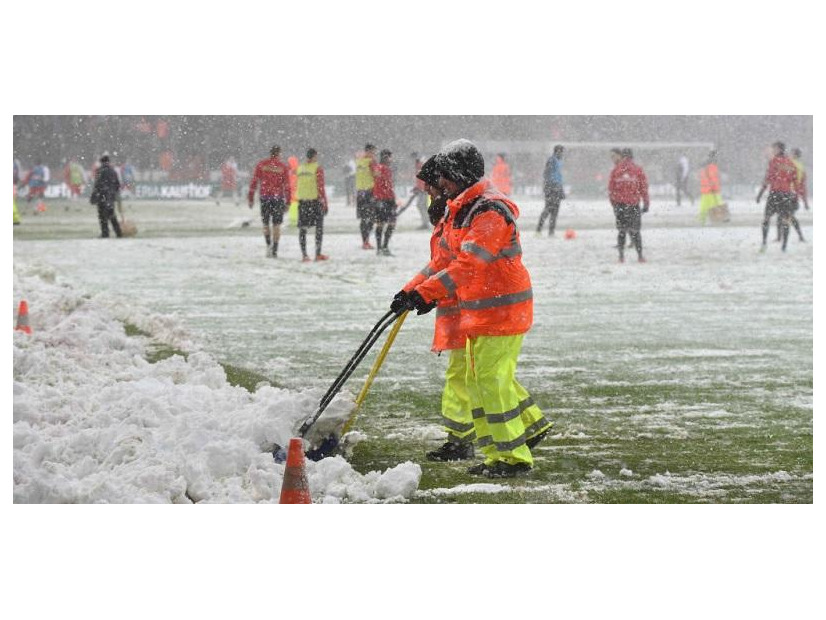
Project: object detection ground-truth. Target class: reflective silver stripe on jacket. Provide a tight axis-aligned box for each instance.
[461,236,522,262]
[461,241,496,262]
[459,288,533,311]
[439,236,457,259]
[435,306,460,318]
[436,270,457,296]
[419,265,436,278]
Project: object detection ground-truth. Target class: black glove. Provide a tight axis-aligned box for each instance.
[642,205,649,213]
[390,290,409,315]
[408,290,437,315]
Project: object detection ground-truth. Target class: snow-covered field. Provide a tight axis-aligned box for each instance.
[13,195,813,507]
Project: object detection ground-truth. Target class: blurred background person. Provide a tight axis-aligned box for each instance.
[217,155,239,206]
[490,152,512,196]
[538,144,565,236]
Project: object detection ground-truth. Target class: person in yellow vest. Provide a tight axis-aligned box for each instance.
[296,148,330,262]
[355,143,378,249]
[780,148,808,243]
[13,186,21,225]
[698,150,724,225]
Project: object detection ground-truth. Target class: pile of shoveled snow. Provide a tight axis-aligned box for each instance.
[12,263,421,503]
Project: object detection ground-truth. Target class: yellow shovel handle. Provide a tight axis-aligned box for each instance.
[344,311,408,432]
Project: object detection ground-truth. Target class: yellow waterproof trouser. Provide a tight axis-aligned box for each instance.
[698,192,722,224]
[466,334,549,466]
[441,348,474,442]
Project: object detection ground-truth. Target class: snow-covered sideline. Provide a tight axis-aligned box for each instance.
[13,263,421,503]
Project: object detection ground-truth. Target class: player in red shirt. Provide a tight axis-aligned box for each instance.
[608,147,650,263]
[248,146,291,258]
[372,150,397,256]
[756,141,799,252]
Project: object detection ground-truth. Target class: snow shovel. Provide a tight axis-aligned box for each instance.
[272,310,406,462]
[341,309,409,436]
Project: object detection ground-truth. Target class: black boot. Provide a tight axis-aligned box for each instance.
[426,440,474,462]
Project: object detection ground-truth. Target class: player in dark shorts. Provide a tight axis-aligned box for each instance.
[373,149,398,256]
[357,190,376,248]
[374,199,397,256]
[298,200,326,261]
[261,196,287,249]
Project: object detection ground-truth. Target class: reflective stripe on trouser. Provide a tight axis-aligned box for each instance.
[441,348,475,442]
[465,334,542,466]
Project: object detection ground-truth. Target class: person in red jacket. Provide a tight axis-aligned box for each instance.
[248,146,291,258]
[757,141,799,252]
[390,140,552,478]
[372,150,397,255]
[608,147,650,263]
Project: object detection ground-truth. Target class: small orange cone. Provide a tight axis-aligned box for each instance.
[15,300,32,334]
[564,228,577,240]
[36,200,47,213]
[279,438,312,504]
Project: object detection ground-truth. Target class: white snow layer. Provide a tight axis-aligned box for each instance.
[12,265,422,503]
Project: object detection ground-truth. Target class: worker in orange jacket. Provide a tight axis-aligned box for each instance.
[698,150,723,225]
[397,156,474,461]
[391,140,551,478]
[490,153,512,196]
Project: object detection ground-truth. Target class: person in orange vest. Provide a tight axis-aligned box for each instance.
[217,156,239,206]
[287,155,299,226]
[757,141,799,252]
[248,145,291,258]
[490,153,512,196]
[391,140,551,478]
[295,148,329,262]
[697,150,723,225]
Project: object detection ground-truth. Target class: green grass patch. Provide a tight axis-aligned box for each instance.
[343,374,812,503]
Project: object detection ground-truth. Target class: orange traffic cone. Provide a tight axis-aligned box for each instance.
[15,300,32,334]
[36,200,47,213]
[279,438,312,504]
[564,228,577,240]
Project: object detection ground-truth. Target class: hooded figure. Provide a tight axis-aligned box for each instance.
[392,139,552,478]
[90,155,122,238]
[434,139,485,193]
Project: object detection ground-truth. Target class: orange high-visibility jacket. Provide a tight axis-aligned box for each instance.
[699,162,720,194]
[403,205,464,352]
[414,179,533,338]
[490,156,512,195]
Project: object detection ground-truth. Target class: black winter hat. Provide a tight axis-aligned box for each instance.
[435,139,485,188]
[416,155,440,187]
